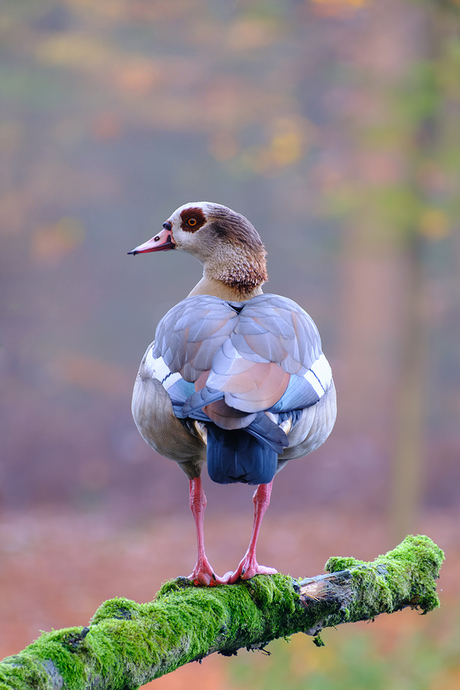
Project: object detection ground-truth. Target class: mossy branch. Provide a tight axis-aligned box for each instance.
[0,535,444,690]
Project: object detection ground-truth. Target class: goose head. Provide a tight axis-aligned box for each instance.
[129,202,268,300]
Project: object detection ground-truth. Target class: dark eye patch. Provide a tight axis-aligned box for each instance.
[180,207,206,232]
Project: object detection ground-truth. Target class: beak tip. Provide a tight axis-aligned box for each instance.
[127,227,175,255]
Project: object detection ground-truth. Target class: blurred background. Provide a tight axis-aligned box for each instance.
[1,0,459,687]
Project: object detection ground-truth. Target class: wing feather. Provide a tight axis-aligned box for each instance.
[151,293,333,447]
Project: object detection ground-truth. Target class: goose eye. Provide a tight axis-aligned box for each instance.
[180,206,205,232]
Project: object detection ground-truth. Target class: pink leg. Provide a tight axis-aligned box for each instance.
[187,477,225,586]
[226,481,277,584]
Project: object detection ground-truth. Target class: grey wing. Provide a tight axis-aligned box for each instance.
[279,379,337,461]
[233,294,322,374]
[131,340,207,474]
[153,295,238,381]
[205,294,331,414]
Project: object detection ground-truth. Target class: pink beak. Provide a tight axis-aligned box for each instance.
[128,223,175,255]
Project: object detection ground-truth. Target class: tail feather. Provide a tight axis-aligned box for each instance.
[206,424,278,485]
[246,412,288,454]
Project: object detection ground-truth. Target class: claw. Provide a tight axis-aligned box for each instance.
[226,557,277,584]
[188,553,228,585]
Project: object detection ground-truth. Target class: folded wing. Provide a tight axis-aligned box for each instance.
[152,293,331,430]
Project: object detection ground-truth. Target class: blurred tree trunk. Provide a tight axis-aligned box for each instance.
[334,0,460,538]
[334,2,443,538]
[390,237,426,540]
[391,1,460,539]
[335,0,426,537]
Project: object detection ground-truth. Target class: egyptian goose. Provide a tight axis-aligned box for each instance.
[129,202,336,585]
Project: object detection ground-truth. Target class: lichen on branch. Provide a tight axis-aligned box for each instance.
[0,535,444,690]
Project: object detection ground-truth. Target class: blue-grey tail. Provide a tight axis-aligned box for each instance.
[206,424,278,485]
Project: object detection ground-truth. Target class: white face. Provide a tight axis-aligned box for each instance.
[165,202,216,257]
[160,201,262,269]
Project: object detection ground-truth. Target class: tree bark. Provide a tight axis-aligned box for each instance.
[0,535,444,690]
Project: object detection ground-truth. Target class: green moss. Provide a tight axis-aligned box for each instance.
[2,628,89,690]
[156,577,195,597]
[324,535,444,625]
[373,535,444,614]
[243,574,296,612]
[326,556,366,571]
[0,654,56,690]
[92,597,144,623]
[0,535,444,690]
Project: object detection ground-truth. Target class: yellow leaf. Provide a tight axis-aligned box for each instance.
[32,217,86,264]
[419,208,450,240]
